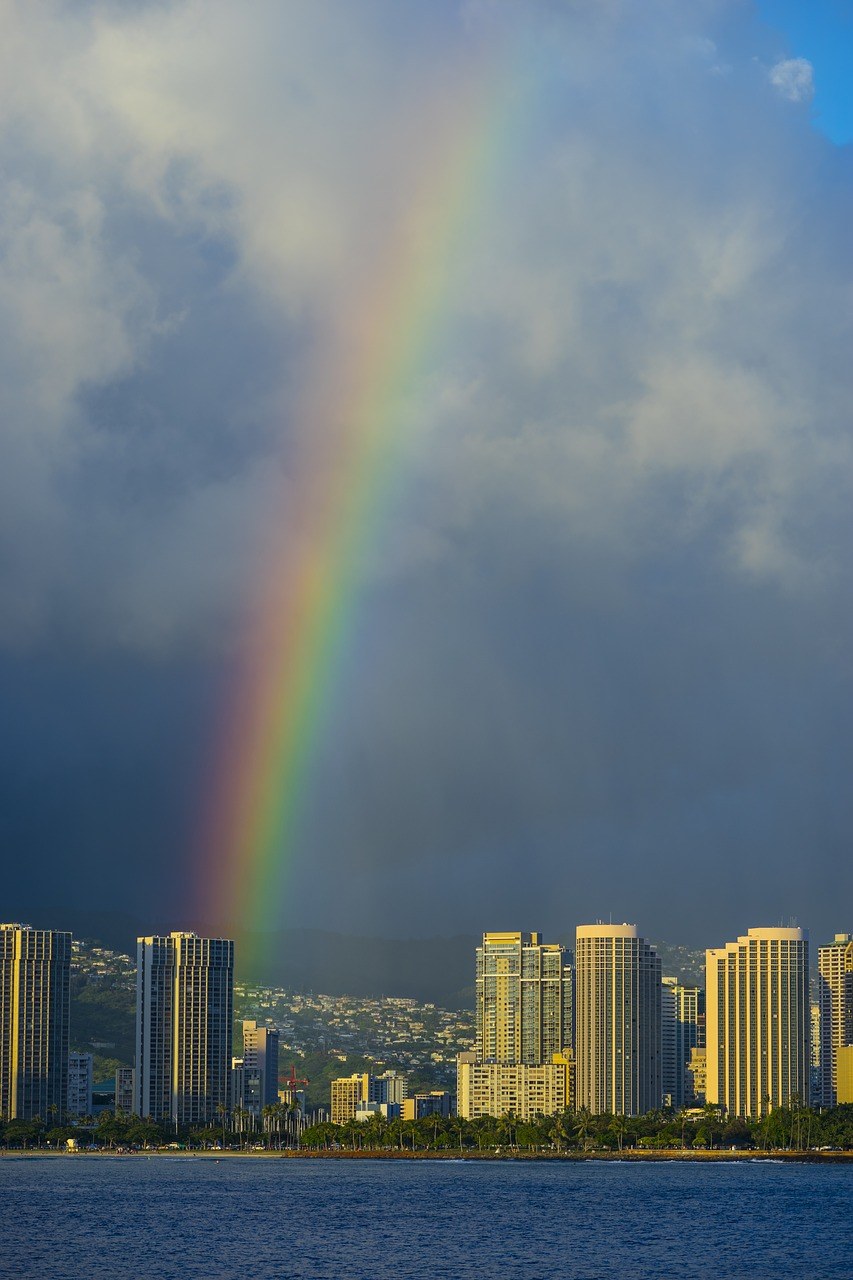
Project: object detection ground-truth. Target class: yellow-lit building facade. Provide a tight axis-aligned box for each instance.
[456,1051,573,1121]
[0,924,71,1121]
[705,927,809,1119]
[836,1045,853,1104]
[135,932,234,1126]
[476,932,572,1065]
[817,933,853,1108]
[331,1073,370,1125]
[574,924,661,1116]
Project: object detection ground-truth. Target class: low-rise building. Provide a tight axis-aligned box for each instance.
[354,1101,400,1122]
[456,1052,572,1121]
[231,1058,264,1120]
[687,1047,706,1106]
[331,1070,410,1124]
[836,1045,853,1104]
[370,1070,407,1106]
[115,1067,134,1117]
[67,1052,93,1118]
[331,1073,370,1125]
[402,1092,453,1121]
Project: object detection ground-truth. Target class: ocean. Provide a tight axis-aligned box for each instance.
[4,1157,851,1279]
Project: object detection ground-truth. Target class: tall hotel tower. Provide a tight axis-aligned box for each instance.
[458,931,573,1121]
[817,933,853,1108]
[135,932,234,1126]
[476,931,573,1064]
[0,924,71,1121]
[705,927,809,1118]
[575,924,661,1116]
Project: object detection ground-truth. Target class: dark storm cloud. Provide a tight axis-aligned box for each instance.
[2,0,852,948]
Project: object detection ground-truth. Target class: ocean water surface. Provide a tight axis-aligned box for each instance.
[4,1157,851,1279]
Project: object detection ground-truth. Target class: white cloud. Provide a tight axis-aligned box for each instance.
[0,0,850,650]
[769,57,815,104]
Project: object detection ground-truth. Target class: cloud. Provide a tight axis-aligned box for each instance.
[0,0,847,654]
[2,0,853,941]
[769,57,815,104]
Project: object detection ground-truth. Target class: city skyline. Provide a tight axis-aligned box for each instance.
[6,915,853,1129]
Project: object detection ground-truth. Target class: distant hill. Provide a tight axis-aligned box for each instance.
[32,907,704,1006]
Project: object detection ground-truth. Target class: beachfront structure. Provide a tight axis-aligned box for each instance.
[574,924,661,1116]
[67,1051,93,1117]
[115,1066,134,1117]
[705,927,809,1119]
[135,932,234,1126]
[817,933,853,1108]
[0,924,71,1122]
[456,1051,573,1121]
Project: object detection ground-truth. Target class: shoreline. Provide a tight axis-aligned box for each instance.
[3,1148,852,1163]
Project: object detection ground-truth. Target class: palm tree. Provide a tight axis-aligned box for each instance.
[451,1115,467,1154]
[610,1113,629,1153]
[287,1100,302,1148]
[549,1113,569,1153]
[496,1112,516,1151]
[573,1109,593,1151]
[261,1103,276,1149]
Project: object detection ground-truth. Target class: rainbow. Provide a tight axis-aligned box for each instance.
[197,37,528,969]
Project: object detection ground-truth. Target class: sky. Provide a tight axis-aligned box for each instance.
[2,0,853,955]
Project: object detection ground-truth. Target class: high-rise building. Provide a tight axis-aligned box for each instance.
[476,932,573,1065]
[241,1020,280,1108]
[705,927,809,1119]
[135,932,234,1127]
[817,933,853,1108]
[574,923,662,1116]
[67,1052,93,1118]
[0,924,71,1122]
[661,978,705,1109]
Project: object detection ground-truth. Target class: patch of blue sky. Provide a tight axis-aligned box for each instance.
[756,0,853,144]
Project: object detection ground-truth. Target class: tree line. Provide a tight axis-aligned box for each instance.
[300,1102,853,1153]
[0,1099,302,1151]
[5,1101,853,1153]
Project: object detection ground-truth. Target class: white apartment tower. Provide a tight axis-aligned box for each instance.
[476,932,573,1065]
[135,932,234,1126]
[574,924,662,1116]
[0,924,71,1122]
[705,927,809,1119]
[817,933,853,1108]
